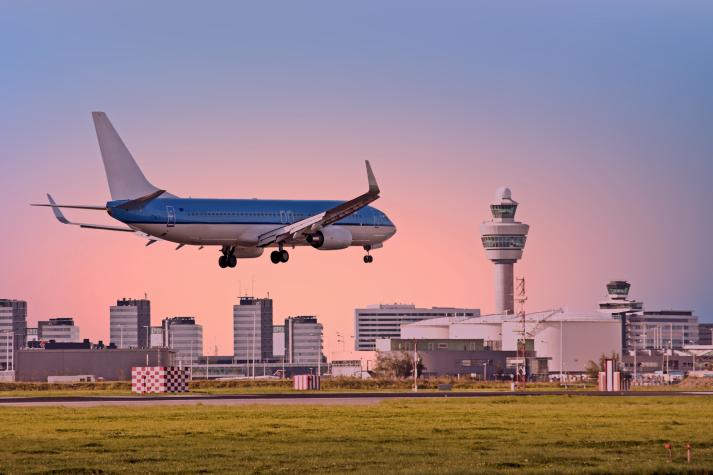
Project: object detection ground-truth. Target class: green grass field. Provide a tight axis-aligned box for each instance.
[1,396,712,474]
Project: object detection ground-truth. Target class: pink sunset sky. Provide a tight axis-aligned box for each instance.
[2,2,712,356]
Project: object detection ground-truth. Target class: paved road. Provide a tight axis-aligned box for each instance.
[1,390,711,407]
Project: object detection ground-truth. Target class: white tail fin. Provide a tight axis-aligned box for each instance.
[92,112,163,200]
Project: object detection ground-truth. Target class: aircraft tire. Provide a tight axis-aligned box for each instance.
[270,251,281,264]
[228,255,237,267]
[218,255,228,268]
[280,250,289,263]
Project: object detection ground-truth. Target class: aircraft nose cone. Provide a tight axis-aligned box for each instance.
[387,224,397,238]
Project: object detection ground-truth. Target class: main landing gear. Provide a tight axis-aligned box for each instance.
[270,246,290,264]
[218,246,237,268]
[363,245,374,264]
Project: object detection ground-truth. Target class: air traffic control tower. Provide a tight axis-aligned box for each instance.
[480,187,529,314]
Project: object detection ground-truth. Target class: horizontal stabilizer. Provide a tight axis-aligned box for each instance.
[37,194,135,232]
[30,203,106,211]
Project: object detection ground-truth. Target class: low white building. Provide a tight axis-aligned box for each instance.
[400,309,621,374]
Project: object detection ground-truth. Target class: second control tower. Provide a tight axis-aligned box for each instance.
[480,187,529,314]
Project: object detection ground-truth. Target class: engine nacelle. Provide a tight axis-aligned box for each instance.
[306,226,352,250]
[234,247,264,259]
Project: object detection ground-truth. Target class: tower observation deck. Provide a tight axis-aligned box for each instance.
[480,187,529,314]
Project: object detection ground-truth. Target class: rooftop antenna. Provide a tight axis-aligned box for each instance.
[515,277,527,390]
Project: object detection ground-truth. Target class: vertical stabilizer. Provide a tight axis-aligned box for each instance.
[92,112,162,200]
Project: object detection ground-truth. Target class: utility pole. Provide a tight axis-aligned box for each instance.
[515,277,527,390]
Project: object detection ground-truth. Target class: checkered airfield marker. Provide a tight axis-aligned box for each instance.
[131,366,191,394]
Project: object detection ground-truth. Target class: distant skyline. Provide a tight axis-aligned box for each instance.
[2,2,712,355]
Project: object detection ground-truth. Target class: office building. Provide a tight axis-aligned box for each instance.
[162,316,203,365]
[38,318,80,343]
[285,316,323,365]
[27,328,39,343]
[354,304,480,351]
[273,325,285,358]
[698,323,713,345]
[0,299,27,370]
[233,297,273,361]
[627,311,699,350]
[479,187,529,315]
[109,298,150,349]
[149,326,164,347]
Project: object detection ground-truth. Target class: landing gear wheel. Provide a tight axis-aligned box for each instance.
[363,255,373,263]
[280,250,290,263]
[228,255,237,268]
[218,255,228,268]
[270,251,281,264]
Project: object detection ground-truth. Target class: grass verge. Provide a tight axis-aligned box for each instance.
[0,396,712,473]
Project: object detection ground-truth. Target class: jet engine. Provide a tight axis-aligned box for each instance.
[306,226,352,250]
[234,247,264,258]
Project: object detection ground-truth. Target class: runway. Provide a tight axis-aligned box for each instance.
[1,390,711,407]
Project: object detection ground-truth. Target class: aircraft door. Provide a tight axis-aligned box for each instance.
[166,206,176,227]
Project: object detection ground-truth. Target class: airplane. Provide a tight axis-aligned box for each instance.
[33,112,397,268]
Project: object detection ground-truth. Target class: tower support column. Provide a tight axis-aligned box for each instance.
[494,261,515,315]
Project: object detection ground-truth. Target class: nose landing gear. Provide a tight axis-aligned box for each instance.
[218,246,237,268]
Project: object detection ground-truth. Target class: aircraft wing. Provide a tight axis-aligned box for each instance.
[257,161,380,247]
[36,194,135,232]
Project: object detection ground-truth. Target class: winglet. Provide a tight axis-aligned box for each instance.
[47,194,70,224]
[366,160,379,195]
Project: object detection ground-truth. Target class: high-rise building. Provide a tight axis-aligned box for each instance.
[480,187,529,315]
[272,325,285,358]
[38,317,80,342]
[233,297,273,361]
[109,298,150,349]
[285,316,323,365]
[0,299,27,370]
[699,323,713,345]
[162,317,203,365]
[354,304,480,351]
